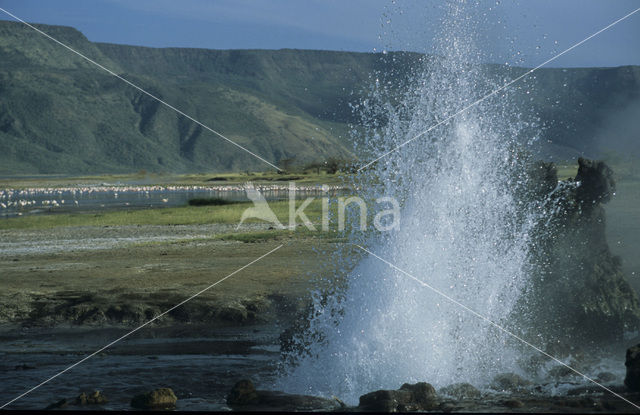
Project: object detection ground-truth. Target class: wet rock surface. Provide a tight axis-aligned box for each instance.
[625,343,640,391]
[221,378,640,413]
[74,390,108,405]
[523,158,640,347]
[44,398,69,410]
[227,379,341,411]
[227,379,259,405]
[575,158,616,205]
[130,387,177,410]
[358,382,439,412]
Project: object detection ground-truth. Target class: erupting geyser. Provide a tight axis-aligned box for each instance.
[276,1,618,404]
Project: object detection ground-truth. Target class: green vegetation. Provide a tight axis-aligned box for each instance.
[0,20,638,175]
[0,200,298,229]
[0,198,364,231]
[188,197,241,206]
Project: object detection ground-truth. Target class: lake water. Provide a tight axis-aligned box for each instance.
[0,184,346,218]
[0,324,282,410]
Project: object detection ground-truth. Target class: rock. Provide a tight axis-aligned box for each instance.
[227,379,259,405]
[439,402,456,413]
[359,389,413,412]
[575,157,616,205]
[521,158,640,345]
[44,398,68,410]
[359,382,438,412]
[226,379,339,411]
[399,382,438,407]
[439,382,481,399]
[502,399,525,408]
[246,391,341,411]
[625,344,640,390]
[438,402,458,414]
[491,373,531,392]
[74,390,107,405]
[130,388,177,410]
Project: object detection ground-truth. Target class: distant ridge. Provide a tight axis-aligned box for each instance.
[0,20,638,174]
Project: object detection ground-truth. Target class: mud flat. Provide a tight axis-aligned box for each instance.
[0,223,339,328]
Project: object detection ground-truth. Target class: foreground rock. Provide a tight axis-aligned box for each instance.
[625,343,640,391]
[75,390,108,405]
[130,388,177,410]
[358,382,439,412]
[227,379,342,411]
[44,399,69,410]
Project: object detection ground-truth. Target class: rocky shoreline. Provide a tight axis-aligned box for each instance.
[39,372,640,412]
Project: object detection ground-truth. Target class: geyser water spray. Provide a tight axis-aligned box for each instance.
[278,1,543,403]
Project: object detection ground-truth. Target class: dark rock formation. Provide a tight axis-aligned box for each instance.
[44,399,68,410]
[358,382,438,412]
[130,388,177,410]
[359,389,413,412]
[521,158,640,347]
[502,399,525,408]
[226,379,341,411]
[399,382,438,408]
[625,344,640,391]
[74,390,107,405]
[575,158,616,205]
[227,379,259,406]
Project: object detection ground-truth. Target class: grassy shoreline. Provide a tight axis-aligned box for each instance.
[0,171,349,190]
[0,199,339,230]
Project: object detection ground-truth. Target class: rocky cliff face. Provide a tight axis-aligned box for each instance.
[522,158,640,346]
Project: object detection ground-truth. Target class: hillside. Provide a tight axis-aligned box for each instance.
[0,20,638,174]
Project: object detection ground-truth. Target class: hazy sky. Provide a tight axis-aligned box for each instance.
[0,0,638,67]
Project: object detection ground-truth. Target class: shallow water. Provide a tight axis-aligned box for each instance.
[0,185,344,218]
[0,324,281,410]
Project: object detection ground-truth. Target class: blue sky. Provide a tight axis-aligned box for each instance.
[0,0,638,67]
